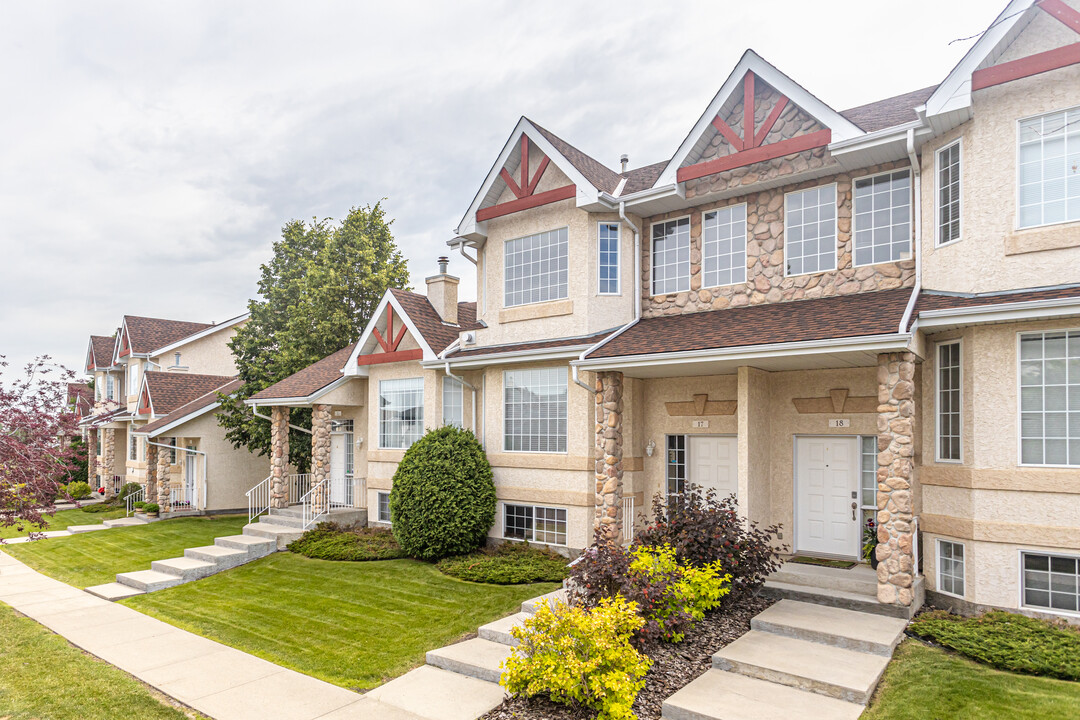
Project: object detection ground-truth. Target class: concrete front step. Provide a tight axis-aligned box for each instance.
[67,524,110,534]
[242,521,304,549]
[521,588,568,614]
[425,638,511,684]
[84,582,146,601]
[662,668,864,720]
[712,630,890,705]
[258,513,306,529]
[770,562,879,596]
[101,517,150,528]
[751,600,908,656]
[150,556,218,582]
[478,612,530,647]
[115,569,186,593]
[762,580,911,619]
[214,534,277,554]
[184,544,251,569]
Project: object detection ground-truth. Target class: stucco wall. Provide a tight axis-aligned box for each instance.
[166,410,267,511]
[150,324,241,376]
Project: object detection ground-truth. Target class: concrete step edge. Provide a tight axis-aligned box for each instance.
[115,569,186,592]
[762,581,910,619]
[661,669,865,720]
[425,638,511,684]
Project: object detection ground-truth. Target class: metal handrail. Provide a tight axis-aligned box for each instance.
[300,477,329,530]
[246,475,272,523]
[622,496,635,544]
[125,486,145,517]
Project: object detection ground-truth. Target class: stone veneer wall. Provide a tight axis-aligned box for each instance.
[270,406,290,509]
[311,404,331,511]
[87,428,97,485]
[157,440,170,511]
[145,444,157,501]
[594,372,624,542]
[876,352,917,607]
[102,428,115,497]
[642,160,916,317]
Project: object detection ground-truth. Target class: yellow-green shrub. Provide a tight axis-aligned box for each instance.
[501,597,651,720]
[629,544,731,642]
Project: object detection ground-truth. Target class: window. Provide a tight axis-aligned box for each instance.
[97,433,103,456]
[377,492,391,523]
[597,223,620,294]
[106,374,115,401]
[173,352,182,367]
[504,228,568,307]
[937,540,965,598]
[129,364,140,396]
[95,381,103,401]
[442,376,464,428]
[504,503,567,545]
[937,141,962,245]
[1018,108,1080,229]
[860,436,877,509]
[332,419,355,478]
[785,184,837,275]
[379,377,424,449]
[1023,552,1080,613]
[854,170,911,265]
[666,435,687,496]
[504,368,567,453]
[168,437,177,464]
[651,217,690,295]
[703,204,747,287]
[129,435,138,461]
[937,341,962,462]
[1020,331,1080,466]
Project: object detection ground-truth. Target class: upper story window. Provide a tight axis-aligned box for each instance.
[1020,330,1080,467]
[504,367,567,453]
[597,223,620,295]
[651,217,690,295]
[1018,107,1080,229]
[703,204,747,288]
[378,377,424,449]
[172,352,182,367]
[936,341,962,463]
[442,376,464,429]
[854,170,911,266]
[95,381,103,401]
[936,141,962,245]
[106,374,115,401]
[504,228,568,308]
[128,364,140,396]
[785,184,836,276]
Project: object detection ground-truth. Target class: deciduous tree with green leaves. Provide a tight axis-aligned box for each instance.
[218,202,409,470]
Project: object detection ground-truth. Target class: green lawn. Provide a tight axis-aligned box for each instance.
[0,602,202,719]
[4,515,248,587]
[863,639,1080,719]
[124,552,558,690]
[0,505,126,539]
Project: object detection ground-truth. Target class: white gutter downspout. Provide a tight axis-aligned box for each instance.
[251,405,313,435]
[900,127,922,334]
[453,239,483,317]
[440,338,481,439]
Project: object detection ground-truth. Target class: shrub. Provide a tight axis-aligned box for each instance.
[502,596,650,720]
[117,482,142,502]
[61,481,92,500]
[436,542,569,584]
[287,523,406,561]
[142,503,160,514]
[81,503,119,514]
[133,501,145,509]
[910,610,1080,680]
[634,484,784,593]
[390,426,495,561]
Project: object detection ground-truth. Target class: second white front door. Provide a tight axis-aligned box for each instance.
[796,436,859,558]
[329,433,347,504]
[689,436,738,501]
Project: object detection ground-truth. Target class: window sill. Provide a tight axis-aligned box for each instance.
[1005,222,1080,256]
[498,299,573,324]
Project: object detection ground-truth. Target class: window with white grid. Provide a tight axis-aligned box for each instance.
[666,435,686,497]
[377,492,391,523]
[703,204,747,288]
[937,341,962,462]
[1018,107,1080,229]
[854,170,911,265]
[1023,552,1080,613]
[860,436,877,509]
[937,540,965,598]
[503,503,567,545]
[598,223,620,294]
[651,217,690,295]
[503,368,567,453]
[442,376,464,428]
[106,375,115,400]
[937,141,962,245]
[785,184,836,276]
[1020,331,1080,466]
[504,228,568,307]
[378,377,424,449]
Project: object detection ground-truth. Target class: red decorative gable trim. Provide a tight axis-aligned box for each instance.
[972,1,1080,91]
[119,332,131,357]
[138,387,152,416]
[371,305,407,354]
[355,349,424,366]
[477,135,575,222]
[1040,0,1080,33]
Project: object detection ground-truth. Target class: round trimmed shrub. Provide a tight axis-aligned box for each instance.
[390,426,495,561]
[62,481,92,500]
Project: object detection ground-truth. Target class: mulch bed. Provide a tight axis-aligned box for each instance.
[480,591,776,720]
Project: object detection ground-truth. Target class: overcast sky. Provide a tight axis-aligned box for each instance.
[0,0,1001,379]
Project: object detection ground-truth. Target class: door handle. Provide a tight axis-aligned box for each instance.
[851,502,857,521]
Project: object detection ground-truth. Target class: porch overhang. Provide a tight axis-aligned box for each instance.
[916,296,1080,331]
[572,332,918,378]
[425,346,589,371]
[243,375,354,408]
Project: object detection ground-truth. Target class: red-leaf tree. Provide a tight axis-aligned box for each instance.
[0,355,81,537]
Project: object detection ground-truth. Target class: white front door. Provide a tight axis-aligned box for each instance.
[329,432,348,504]
[796,436,859,558]
[183,450,197,508]
[689,436,738,501]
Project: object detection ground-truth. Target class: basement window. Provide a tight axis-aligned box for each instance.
[1023,552,1080,613]
[504,503,567,546]
[937,540,965,598]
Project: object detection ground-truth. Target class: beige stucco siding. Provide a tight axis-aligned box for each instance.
[164,410,267,512]
[150,323,241,376]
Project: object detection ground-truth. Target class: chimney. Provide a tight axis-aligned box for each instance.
[426,256,459,324]
[620,154,629,173]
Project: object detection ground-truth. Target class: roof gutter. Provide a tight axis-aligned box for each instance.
[249,405,313,435]
[899,127,923,333]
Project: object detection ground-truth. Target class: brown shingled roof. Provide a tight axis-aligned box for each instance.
[531,120,623,194]
[390,289,481,355]
[139,378,241,435]
[67,383,93,415]
[916,285,1080,317]
[89,335,117,369]
[589,288,913,359]
[620,161,666,196]
[143,371,236,415]
[840,85,937,133]
[249,343,357,402]
[124,316,214,355]
[448,330,614,360]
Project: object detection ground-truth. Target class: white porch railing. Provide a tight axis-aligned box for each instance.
[301,475,367,530]
[125,485,145,517]
[247,475,272,523]
[170,482,197,512]
[288,473,312,504]
[622,496,635,544]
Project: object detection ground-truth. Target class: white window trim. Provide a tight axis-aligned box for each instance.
[376,491,392,524]
[1018,548,1080,618]
[1015,329,1080,468]
[502,502,568,546]
[782,183,839,278]
[503,226,570,308]
[597,222,621,296]
[701,203,748,290]
[936,538,966,599]
[935,339,964,464]
[649,215,692,296]
[851,169,913,268]
[377,377,425,451]
[1015,106,1080,232]
[502,368,568,455]
[935,138,963,247]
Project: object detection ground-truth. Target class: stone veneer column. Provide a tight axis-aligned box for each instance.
[270,406,291,509]
[102,428,115,497]
[311,404,332,512]
[87,427,98,487]
[157,442,171,510]
[594,372,624,543]
[876,352,917,607]
[145,443,158,502]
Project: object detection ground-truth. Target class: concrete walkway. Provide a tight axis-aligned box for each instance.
[0,549,481,720]
[0,515,149,545]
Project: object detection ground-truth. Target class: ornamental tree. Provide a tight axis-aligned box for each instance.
[0,355,81,536]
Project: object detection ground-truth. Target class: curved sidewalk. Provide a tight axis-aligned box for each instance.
[0,550,499,720]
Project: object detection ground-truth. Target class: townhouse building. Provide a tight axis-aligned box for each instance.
[248,0,1080,620]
